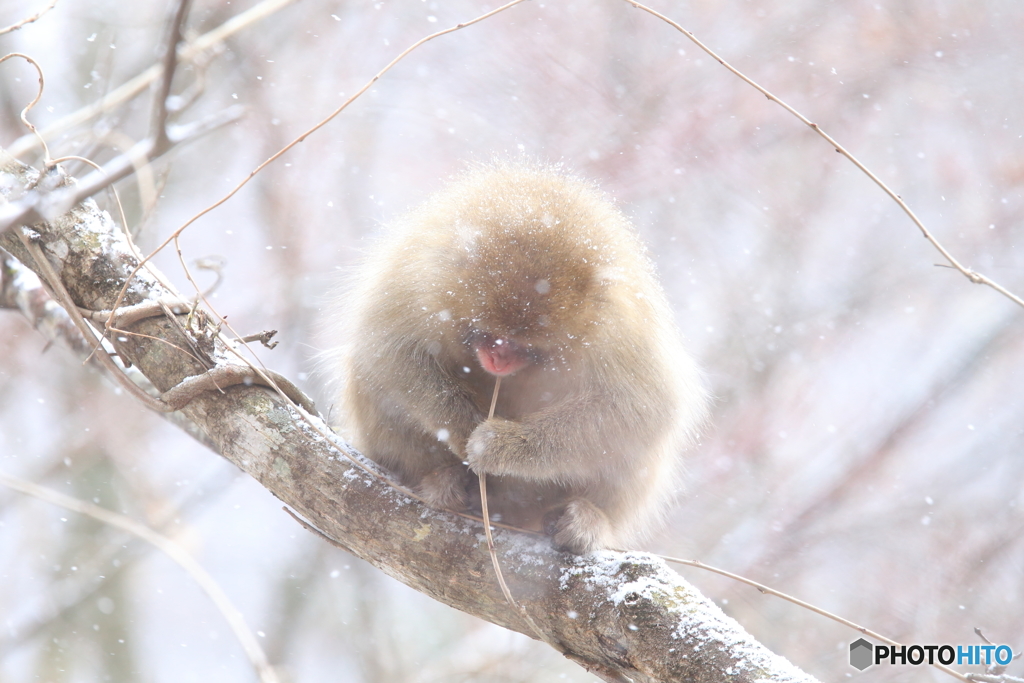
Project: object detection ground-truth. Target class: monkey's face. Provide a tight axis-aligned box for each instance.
[446,223,612,377]
[410,166,636,377]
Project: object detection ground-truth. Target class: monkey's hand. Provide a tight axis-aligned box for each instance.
[465,418,534,478]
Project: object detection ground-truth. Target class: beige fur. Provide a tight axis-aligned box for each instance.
[323,162,708,553]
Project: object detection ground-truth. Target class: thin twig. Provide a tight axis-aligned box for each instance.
[661,555,970,682]
[0,470,281,683]
[625,0,1024,309]
[5,0,298,159]
[0,53,51,164]
[0,0,59,37]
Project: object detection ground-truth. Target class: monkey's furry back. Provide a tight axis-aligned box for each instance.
[321,161,708,551]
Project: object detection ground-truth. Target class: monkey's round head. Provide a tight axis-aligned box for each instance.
[414,164,646,375]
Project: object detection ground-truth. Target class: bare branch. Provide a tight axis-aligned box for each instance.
[151,0,194,147]
[4,0,297,160]
[0,104,243,235]
[625,0,1024,310]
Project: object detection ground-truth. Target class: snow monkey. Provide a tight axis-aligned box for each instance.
[326,162,707,553]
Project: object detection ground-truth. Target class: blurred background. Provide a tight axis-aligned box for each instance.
[1,0,1023,680]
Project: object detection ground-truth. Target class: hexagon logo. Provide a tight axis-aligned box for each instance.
[850,638,874,670]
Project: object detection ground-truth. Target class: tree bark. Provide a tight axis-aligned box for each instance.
[0,151,819,683]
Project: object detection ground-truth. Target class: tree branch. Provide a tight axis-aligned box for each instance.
[151,0,194,148]
[0,104,243,236]
[4,0,298,160]
[0,153,818,683]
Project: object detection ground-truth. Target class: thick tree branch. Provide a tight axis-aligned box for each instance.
[0,152,818,683]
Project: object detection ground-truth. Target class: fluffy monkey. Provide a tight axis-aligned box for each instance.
[326,163,707,553]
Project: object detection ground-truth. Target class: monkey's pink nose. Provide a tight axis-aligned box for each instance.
[475,338,529,376]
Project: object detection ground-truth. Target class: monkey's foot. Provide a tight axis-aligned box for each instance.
[416,465,471,511]
[553,499,613,554]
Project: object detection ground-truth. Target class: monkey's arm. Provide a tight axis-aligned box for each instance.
[353,339,484,457]
[465,378,669,482]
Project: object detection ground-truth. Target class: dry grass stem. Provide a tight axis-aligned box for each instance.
[478,377,561,652]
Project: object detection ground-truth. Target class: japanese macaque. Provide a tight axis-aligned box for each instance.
[326,163,708,553]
